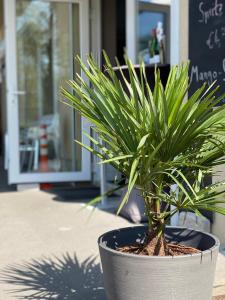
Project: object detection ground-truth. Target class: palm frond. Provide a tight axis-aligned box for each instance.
[61,53,225,218]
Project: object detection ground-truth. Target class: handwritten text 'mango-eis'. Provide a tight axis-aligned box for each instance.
[198,0,223,24]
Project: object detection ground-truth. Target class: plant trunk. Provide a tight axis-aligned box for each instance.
[118,194,200,256]
[142,195,169,256]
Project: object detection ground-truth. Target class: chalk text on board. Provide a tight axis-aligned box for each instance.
[198,0,223,24]
[190,65,220,85]
[206,29,221,49]
[206,26,225,49]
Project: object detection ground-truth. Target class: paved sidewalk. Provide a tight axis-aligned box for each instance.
[213,250,225,299]
[0,189,224,299]
[0,189,129,299]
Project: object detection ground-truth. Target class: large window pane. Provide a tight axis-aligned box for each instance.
[16,0,81,173]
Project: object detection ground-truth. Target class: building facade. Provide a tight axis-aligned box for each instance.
[0,0,171,187]
[1,0,225,241]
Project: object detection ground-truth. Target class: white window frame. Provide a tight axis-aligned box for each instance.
[126,0,171,63]
[4,0,91,183]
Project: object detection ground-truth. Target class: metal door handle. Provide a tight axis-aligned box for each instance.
[11,91,27,95]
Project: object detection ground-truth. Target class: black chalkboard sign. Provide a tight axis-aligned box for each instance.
[189,0,225,103]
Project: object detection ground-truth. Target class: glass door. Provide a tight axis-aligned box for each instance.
[4,0,91,183]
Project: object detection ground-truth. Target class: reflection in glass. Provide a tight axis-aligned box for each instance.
[16,1,81,173]
[137,1,167,64]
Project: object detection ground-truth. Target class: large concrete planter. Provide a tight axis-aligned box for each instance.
[98,226,219,300]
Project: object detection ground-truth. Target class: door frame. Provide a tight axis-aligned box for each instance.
[4,0,91,183]
[126,0,171,63]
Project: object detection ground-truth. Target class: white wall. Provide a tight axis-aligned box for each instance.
[171,0,188,64]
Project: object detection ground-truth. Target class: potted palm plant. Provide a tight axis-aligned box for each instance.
[61,53,225,300]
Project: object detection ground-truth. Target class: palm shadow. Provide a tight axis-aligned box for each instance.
[0,252,106,300]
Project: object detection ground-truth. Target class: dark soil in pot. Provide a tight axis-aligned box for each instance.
[100,226,216,255]
[117,231,201,256]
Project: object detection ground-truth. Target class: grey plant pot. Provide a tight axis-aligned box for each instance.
[98,226,219,300]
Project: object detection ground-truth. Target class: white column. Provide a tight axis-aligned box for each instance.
[100,156,107,206]
[126,0,137,63]
[170,0,180,225]
[170,0,180,65]
[90,0,101,63]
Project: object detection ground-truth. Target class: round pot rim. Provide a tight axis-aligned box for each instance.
[98,225,220,260]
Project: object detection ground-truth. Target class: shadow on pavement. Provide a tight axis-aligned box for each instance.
[0,252,106,300]
[48,187,100,203]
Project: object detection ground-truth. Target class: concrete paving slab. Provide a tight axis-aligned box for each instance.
[214,249,225,297]
[0,189,224,299]
[0,189,129,299]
